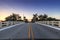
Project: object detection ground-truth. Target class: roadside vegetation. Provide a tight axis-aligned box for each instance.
[4,13,60,23]
[31,14,60,23]
[5,13,29,23]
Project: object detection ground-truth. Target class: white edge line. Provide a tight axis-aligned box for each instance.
[0,23,24,31]
[36,23,60,31]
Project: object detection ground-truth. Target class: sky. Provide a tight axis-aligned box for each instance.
[0,0,60,20]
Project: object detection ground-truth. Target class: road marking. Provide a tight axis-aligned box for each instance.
[30,25,34,40]
[28,25,31,39]
[28,24,34,40]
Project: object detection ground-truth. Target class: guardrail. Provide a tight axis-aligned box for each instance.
[36,21,60,27]
[0,21,24,28]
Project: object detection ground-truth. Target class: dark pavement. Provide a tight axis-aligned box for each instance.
[0,23,60,39]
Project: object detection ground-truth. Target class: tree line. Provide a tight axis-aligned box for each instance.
[5,13,60,22]
[5,13,28,22]
[31,14,60,22]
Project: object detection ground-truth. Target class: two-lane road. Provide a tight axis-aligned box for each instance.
[0,23,60,39]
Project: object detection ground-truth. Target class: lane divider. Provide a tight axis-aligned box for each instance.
[30,25,34,40]
[28,24,31,39]
[28,24,34,40]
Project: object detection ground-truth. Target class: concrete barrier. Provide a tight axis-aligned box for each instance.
[0,21,24,28]
[36,21,60,27]
[0,23,24,31]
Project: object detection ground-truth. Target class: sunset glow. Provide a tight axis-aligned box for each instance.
[0,0,60,20]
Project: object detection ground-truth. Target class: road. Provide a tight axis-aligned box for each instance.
[0,23,60,39]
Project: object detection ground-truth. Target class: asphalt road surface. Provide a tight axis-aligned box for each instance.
[0,23,60,39]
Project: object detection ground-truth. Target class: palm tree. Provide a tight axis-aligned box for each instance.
[43,14,48,21]
[38,14,43,21]
[12,13,17,21]
[17,16,22,21]
[33,14,38,21]
[23,16,26,21]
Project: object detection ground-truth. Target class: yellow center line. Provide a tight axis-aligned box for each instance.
[28,24,34,40]
[28,25,31,39]
[30,26,34,40]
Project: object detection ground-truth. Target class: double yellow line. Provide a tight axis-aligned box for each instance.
[28,24,34,40]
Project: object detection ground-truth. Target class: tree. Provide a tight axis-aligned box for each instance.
[17,16,22,21]
[43,14,48,21]
[12,13,17,21]
[23,16,28,23]
[46,17,56,21]
[25,19,28,23]
[23,16,26,21]
[47,17,52,21]
[43,14,48,18]
[32,14,60,21]
[38,14,43,21]
[32,14,38,21]
[5,13,22,21]
[38,14,48,21]
[5,16,10,21]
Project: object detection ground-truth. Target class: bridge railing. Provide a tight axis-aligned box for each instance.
[0,21,24,28]
[36,21,60,27]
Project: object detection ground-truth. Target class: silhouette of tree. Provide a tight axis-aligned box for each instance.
[33,14,38,21]
[5,13,22,21]
[47,17,56,21]
[23,16,28,23]
[43,14,48,21]
[38,14,48,21]
[38,14,43,21]
[23,16,26,21]
[43,14,48,18]
[37,14,58,21]
[47,17,53,21]
[31,14,38,22]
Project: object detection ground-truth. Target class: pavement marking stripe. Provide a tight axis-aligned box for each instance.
[28,25,31,39]
[28,24,34,40]
[30,26,34,40]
